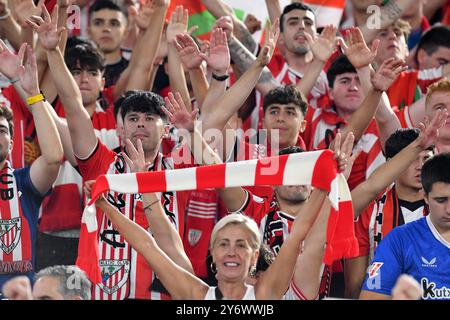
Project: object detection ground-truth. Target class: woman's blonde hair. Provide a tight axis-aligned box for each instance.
[210,214,261,250]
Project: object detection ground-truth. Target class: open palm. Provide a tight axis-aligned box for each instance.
[204,28,230,72]
[174,33,205,70]
[306,25,337,62]
[371,57,406,92]
[11,0,44,26]
[163,92,198,132]
[340,27,379,69]
[0,40,26,79]
[27,5,64,51]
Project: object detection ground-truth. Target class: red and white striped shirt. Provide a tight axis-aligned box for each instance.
[77,141,192,300]
[302,106,385,190]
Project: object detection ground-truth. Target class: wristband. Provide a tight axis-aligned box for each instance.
[26,93,45,106]
[212,73,229,82]
[10,77,20,84]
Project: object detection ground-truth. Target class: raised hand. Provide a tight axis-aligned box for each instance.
[339,27,379,69]
[0,40,26,79]
[213,15,233,43]
[416,109,448,150]
[370,57,407,92]
[332,132,355,173]
[244,14,262,35]
[203,27,230,74]
[122,138,148,173]
[11,0,45,26]
[26,4,65,51]
[256,19,280,67]
[166,5,188,43]
[18,45,40,96]
[163,92,198,132]
[173,33,206,70]
[129,0,155,31]
[305,24,337,63]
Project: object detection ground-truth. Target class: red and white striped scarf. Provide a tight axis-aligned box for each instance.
[77,149,358,284]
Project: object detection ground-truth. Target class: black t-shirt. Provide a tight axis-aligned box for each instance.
[104,56,129,88]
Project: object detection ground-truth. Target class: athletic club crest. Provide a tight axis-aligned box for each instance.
[188,229,202,246]
[98,259,130,294]
[0,217,22,255]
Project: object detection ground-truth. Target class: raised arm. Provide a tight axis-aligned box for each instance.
[166,5,192,109]
[256,188,328,299]
[124,0,168,93]
[265,0,282,25]
[201,20,280,133]
[339,48,406,144]
[92,191,208,300]
[351,109,446,217]
[298,25,337,97]
[228,33,279,97]
[28,6,97,159]
[0,0,22,51]
[292,133,354,300]
[339,27,402,149]
[19,45,63,194]
[202,0,258,53]
[120,138,194,274]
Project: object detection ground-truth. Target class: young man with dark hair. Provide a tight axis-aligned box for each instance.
[414,25,450,69]
[360,152,450,300]
[87,0,128,87]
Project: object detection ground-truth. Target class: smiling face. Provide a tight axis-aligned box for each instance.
[211,224,259,283]
[281,9,316,55]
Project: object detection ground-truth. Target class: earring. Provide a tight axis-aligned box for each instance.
[210,262,217,274]
[249,265,257,278]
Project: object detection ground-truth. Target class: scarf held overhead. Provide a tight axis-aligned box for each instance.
[77,150,358,284]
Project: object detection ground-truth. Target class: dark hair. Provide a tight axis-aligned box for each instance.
[88,0,127,19]
[65,43,105,72]
[280,2,315,33]
[415,25,450,65]
[0,106,14,138]
[120,91,167,121]
[278,145,305,156]
[384,128,430,159]
[263,85,307,116]
[421,153,450,194]
[66,36,96,50]
[327,55,356,88]
[254,243,275,273]
[113,90,139,120]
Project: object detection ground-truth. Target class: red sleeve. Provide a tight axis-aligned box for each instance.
[76,139,116,181]
[354,202,374,257]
